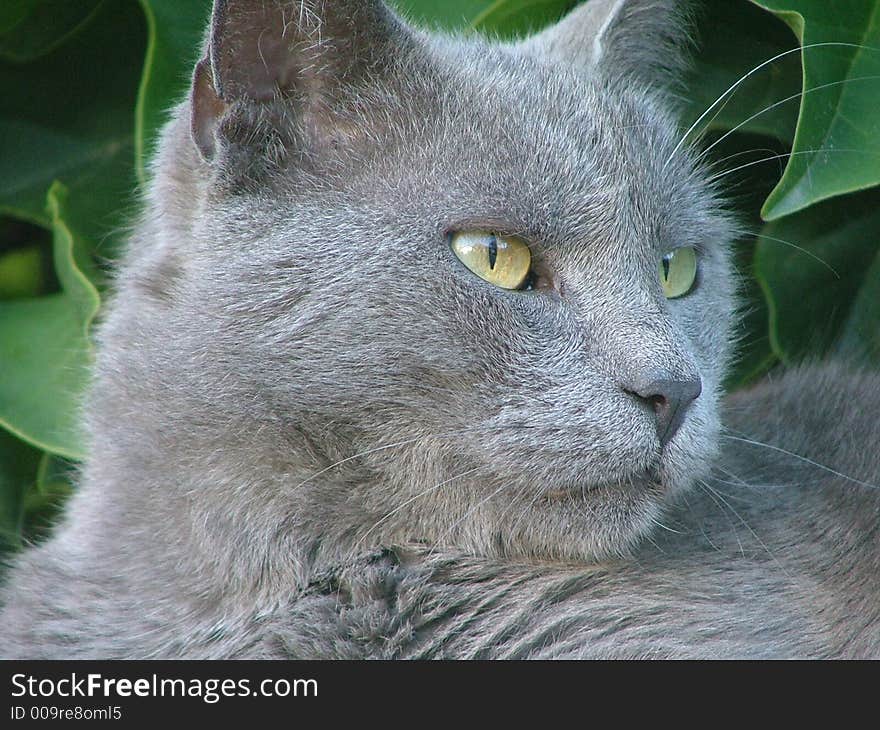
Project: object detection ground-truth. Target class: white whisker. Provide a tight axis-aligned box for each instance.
[706,146,780,170]
[699,479,791,578]
[354,464,486,551]
[722,433,879,490]
[288,433,437,494]
[707,148,878,183]
[666,42,880,167]
[699,75,880,163]
[753,232,840,277]
[680,492,721,551]
[427,479,517,557]
[695,480,746,558]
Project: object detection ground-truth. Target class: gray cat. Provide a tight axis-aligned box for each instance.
[1,0,878,659]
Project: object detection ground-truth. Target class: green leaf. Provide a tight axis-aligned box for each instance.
[0,246,44,300]
[752,0,880,220]
[0,296,91,460]
[683,0,802,143]
[0,0,144,227]
[21,452,74,546]
[390,1,496,30]
[471,0,575,37]
[35,452,76,496]
[837,251,880,362]
[0,428,41,552]
[0,184,100,460]
[0,0,103,63]
[0,1,145,459]
[391,0,572,36]
[725,236,780,390]
[46,183,101,334]
[755,187,880,364]
[0,0,35,36]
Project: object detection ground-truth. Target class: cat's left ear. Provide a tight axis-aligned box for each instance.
[519,0,693,88]
[190,0,411,169]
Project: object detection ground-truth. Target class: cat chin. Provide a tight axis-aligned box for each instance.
[477,478,669,563]
[477,436,715,563]
[410,426,716,564]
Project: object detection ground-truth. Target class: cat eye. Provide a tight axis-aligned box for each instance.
[450,231,532,290]
[659,246,698,299]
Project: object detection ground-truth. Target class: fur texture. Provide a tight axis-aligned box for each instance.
[1,0,877,659]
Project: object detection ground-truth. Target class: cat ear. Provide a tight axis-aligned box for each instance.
[519,0,693,88]
[190,0,408,166]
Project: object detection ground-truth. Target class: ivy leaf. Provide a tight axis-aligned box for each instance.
[0,428,41,552]
[755,187,880,364]
[21,452,75,545]
[0,244,46,300]
[471,0,576,37]
[0,1,144,459]
[683,0,801,143]
[390,1,496,30]
[0,0,143,226]
[836,250,880,362]
[0,0,103,63]
[0,184,100,460]
[0,1,34,35]
[391,0,573,36]
[752,0,880,220]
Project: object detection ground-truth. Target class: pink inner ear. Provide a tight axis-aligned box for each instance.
[191,58,228,161]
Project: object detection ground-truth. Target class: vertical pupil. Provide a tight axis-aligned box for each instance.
[662,255,671,280]
[488,235,498,270]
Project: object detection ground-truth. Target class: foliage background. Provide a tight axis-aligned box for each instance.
[1,0,878,552]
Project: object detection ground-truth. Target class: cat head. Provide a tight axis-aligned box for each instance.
[111,0,736,574]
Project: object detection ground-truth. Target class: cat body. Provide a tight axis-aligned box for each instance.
[1,0,878,659]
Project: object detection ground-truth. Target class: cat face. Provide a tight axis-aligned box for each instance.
[134,0,736,564]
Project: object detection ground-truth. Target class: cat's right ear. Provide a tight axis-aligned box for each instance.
[519,0,693,89]
[189,0,409,172]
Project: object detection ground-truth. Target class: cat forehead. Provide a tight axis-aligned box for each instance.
[426,37,678,154]
[330,37,708,245]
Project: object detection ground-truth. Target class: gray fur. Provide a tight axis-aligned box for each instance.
[1,0,877,659]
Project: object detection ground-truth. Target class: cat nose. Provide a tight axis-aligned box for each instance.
[624,376,702,447]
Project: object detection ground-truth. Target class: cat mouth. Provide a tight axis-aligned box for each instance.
[540,470,662,504]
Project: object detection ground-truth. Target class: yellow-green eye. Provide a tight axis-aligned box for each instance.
[659,246,698,299]
[450,231,532,290]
